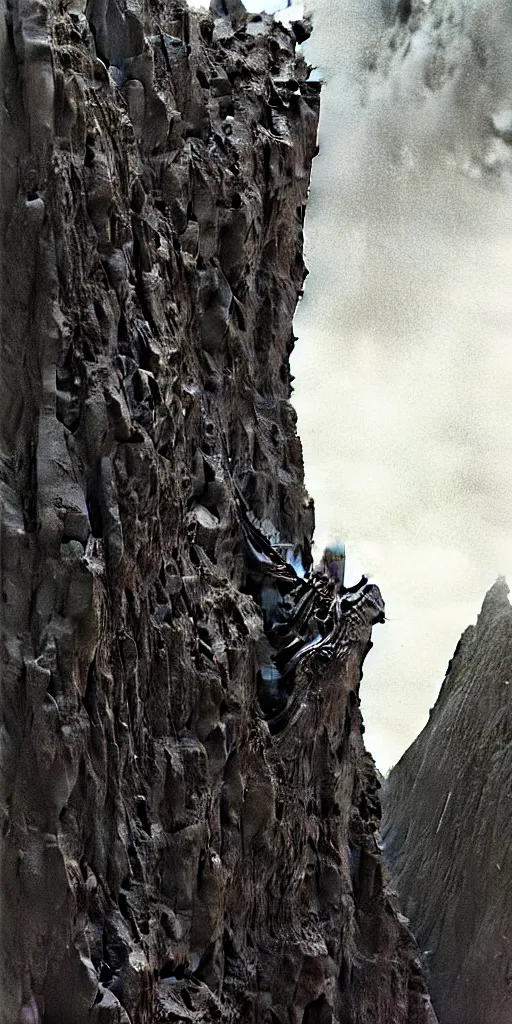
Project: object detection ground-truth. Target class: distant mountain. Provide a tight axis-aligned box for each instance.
[382,578,512,1024]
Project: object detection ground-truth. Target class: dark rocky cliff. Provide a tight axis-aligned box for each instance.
[382,578,512,1024]
[0,0,438,1021]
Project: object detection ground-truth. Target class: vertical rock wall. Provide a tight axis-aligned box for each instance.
[382,579,512,1024]
[0,0,437,1021]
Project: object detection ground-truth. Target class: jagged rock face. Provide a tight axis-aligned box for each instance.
[0,0,437,1021]
[382,578,512,1024]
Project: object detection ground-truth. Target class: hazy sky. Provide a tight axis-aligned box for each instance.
[189,0,512,770]
[292,0,512,769]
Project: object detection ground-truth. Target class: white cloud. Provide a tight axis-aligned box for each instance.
[186,0,298,13]
[293,0,512,770]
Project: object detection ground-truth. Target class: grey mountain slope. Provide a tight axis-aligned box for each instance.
[382,578,512,1024]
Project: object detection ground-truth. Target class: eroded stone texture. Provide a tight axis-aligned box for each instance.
[0,0,437,1021]
[383,579,512,1024]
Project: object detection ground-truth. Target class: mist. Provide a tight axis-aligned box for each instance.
[292,0,512,770]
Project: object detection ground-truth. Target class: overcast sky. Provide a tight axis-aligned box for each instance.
[189,0,512,771]
[292,0,512,770]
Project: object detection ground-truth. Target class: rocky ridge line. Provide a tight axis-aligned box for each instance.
[383,578,512,1024]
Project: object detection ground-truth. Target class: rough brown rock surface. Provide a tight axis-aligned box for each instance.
[382,578,512,1024]
[0,0,438,1020]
